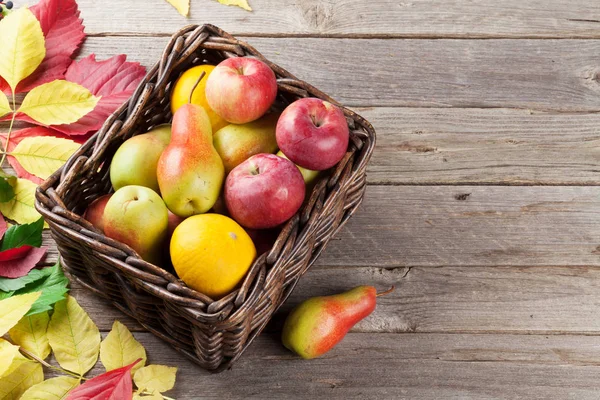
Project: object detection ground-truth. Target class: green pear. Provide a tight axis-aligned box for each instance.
[157,104,224,217]
[110,124,171,192]
[282,286,378,359]
[213,113,279,173]
[277,151,320,185]
[103,185,169,264]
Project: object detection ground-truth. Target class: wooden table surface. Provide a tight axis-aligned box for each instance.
[19,0,600,398]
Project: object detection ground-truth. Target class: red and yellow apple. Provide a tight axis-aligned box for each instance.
[276,98,349,171]
[225,154,305,229]
[83,194,112,233]
[205,57,278,124]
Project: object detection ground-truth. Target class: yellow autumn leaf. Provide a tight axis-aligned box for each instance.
[0,90,11,118]
[0,339,20,379]
[19,80,100,126]
[0,355,43,400]
[11,137,81,180]
[20,376,80,400]
[47,296,101,376]
[134,365,177,394]
[165,0,189,16]
[9,311,51,360]
[0,7,46,93]
[217,0,252,11]
[0,292,41,336]
[100,320,147,374]
[0,178,42,225]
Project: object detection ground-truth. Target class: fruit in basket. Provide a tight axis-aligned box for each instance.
[276,151,320,185]
[282,286,382,359]
[225,153,305,229]
[110,124,171,192]
[167,210,185,237]
[213,113,279,173]
[157,104,224,217]
[277,98,349,171]
[205,57,278,124]
[171,65,228,132]
[170,213,256,299]
[103,186,169,264]
[84,194,112,233]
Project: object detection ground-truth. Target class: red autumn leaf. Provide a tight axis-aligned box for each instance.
[0,246,33,261]
[0,247,48,278]
[0,214,6,238]
[0,127,89,184]
[18,55,146,136]
[0,0,85,94]
[66,359,140,400]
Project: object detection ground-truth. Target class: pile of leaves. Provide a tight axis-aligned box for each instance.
[0,0,146,227]
[0,293,178,399]
[167,0,252,17]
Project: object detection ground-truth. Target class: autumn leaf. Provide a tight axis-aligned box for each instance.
[10,136,81,180]
[21,262,70,316]
[217,0,252,11]
[52,54,146,135]
[100,321,147,374]
[9,311,51,360]
[0,354,44,399]
[0,90,11,118]
[21,376,80,400]
[0,291,41,335]
[0,7,46,93]
[66,359,140,400]
[0,261,54,292]
[0,339,21,378]
[18,80,100,126]
[1,126,87,184]
[165,0,189,16]
[48,295,101,376]
[133,365,177,394]
[0,212,7,237]
[0,178,42,224]
[0,172,16,202]
[133,392,163,400]
[0,247,47,278]
[0,217,43,250]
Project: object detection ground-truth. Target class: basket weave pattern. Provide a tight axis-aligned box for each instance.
[35,24,376,371]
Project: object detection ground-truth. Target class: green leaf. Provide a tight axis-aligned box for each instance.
[0,217,43,251]
[0,265,53,292]
[20,263,69,316]
[0,170,16,204]
[0,290,15,299]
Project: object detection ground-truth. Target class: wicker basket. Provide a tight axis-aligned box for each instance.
[35,24,376,371]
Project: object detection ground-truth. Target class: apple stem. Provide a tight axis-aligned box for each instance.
[188,71,207,104]
[376,285,395,297]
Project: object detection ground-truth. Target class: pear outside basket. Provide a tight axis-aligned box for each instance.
[35,24,376,372]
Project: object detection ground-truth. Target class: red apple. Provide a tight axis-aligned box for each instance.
[276,98,349,171]
[225,154,305,229]
[205,57,278,124]
[167,211,185,237]
[83,194,112,233]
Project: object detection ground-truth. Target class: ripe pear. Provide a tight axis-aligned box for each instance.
[110,124,171,192]
[157,104,224,217]
[213,113,280,173]
[282,286,378,359]
[103,185,169,265]
[276,151,320,185]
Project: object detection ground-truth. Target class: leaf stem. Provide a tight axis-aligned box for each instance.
[0,93,17,167]
[18,345,87,381]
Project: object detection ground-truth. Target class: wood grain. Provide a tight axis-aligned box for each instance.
[46,331,600,399]
[81,36,600,110]
[75,0,600,39]
[44,186,600,267]
[68,265,600,334]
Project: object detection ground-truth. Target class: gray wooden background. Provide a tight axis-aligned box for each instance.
[16,0,600,398]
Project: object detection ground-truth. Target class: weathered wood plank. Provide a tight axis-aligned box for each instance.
[68,265,600,334]
[81,36,600,110]
[44,186,600,267]
[362,107,600,185]
[75,0,600,39]
[3,108,600,186]
[47,332,600,399]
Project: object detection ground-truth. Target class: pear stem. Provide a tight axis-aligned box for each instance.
[188,71,207,105]
[376,286,395,297]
